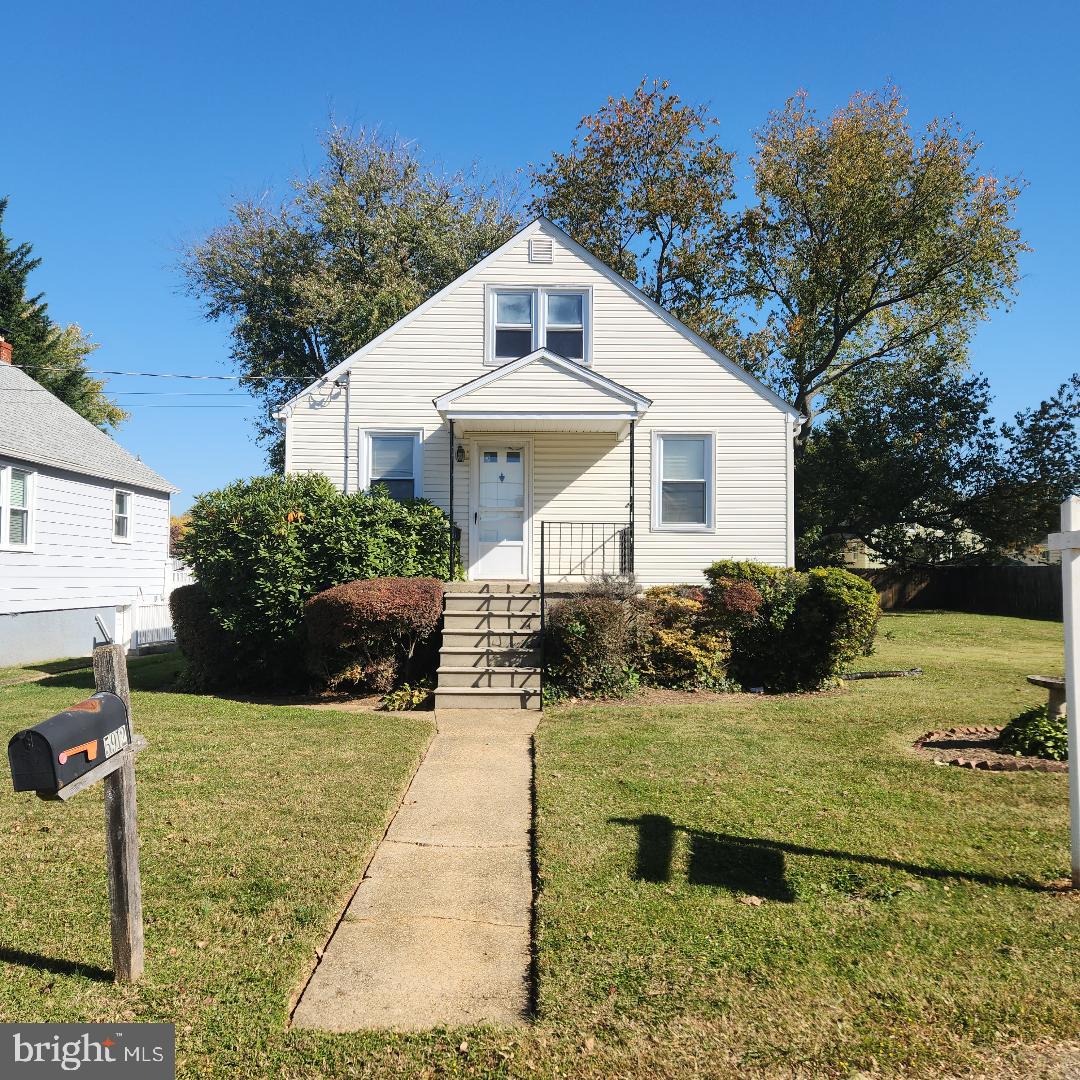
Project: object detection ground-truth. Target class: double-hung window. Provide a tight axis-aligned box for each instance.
[1,464,33,548]
[113,490,133,542]
[493,291,535,362]
[488,287,590,364]
[365,432,422,502]
[653,434,714,530]
[544,292,585,360]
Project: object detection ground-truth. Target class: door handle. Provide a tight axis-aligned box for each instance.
[474,511,478,525]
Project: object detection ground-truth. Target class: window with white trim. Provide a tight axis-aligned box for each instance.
[488,287,590,364]
[365,432,422,502]
[113,489,133,542]
[653,434,714,530]
[1,464,34,548]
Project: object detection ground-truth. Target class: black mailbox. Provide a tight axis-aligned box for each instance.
[7,692,131,797]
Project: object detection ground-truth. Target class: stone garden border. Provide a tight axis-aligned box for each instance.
[913,726,1068,773]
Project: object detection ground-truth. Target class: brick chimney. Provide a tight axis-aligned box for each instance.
[0,332,11,365]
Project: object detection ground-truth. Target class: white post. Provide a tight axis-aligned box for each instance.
[1048,495,1080,887]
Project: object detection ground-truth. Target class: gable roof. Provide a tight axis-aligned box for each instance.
[0,363,178,493]
[280,217,801,419]
[433,348,652,415]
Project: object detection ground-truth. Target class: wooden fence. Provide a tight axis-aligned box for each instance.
[855,565,1063,621]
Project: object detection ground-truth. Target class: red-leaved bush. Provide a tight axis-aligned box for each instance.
[304,577,444,692]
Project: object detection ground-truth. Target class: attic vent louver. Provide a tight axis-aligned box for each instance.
[529,236,554,264]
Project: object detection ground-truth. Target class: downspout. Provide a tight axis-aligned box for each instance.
[337,372,351,494]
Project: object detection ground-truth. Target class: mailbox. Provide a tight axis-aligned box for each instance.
[7,692,131,797]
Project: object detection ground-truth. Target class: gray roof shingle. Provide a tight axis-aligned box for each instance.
[0,363,178,493]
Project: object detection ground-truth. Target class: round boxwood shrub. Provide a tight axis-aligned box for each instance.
[177,474,452,688]
[304,577,444,692]
[704,560,878,691]
[997,704,1068,761]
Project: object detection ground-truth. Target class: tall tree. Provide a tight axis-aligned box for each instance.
[183,128,520,468]
[798,361,1080,567]
[0,197,126,430]
[726,87,1026,452]
[530,79,738,343]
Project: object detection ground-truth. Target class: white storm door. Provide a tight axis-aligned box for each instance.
[473,445,528,579]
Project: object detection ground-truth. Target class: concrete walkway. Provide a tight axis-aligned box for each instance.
[291,709,537,1032]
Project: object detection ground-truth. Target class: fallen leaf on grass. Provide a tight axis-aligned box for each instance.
[738,895,764,907]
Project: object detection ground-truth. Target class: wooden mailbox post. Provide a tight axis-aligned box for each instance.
[6,643,145,981]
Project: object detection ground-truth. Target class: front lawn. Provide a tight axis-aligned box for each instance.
[0,614,1074,1078]
[534,612,1077,1077]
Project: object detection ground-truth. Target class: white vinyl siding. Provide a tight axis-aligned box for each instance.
[283,222,792,584]
[0,467,170,614]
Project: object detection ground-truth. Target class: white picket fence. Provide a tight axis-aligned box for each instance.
[124,558,195,651]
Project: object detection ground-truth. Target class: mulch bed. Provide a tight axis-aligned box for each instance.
[913,726,1068,773]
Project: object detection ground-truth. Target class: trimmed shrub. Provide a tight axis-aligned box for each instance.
[704,560,878,691]
[641,586,732,691]
[544,593,649,699]
[169,583,239,692]
[998,704,1068,761]
[177,474,452,687]
[304,577,444,692]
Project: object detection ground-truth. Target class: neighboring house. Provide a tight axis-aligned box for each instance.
[0,341,178,664]
[278,218,799,587]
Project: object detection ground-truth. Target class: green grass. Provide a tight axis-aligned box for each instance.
[533,612,1076,1078]
[0,615,1075,1078]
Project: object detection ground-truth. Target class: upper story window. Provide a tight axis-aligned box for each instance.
[113,489,133,542]
[652,434,714,531]
[364,431,423,502]
[1,464,34,548]
[488,287,591,365]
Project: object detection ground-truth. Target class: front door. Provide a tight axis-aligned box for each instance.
[472,444,528,579]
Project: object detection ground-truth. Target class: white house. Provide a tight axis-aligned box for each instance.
[0,344,178,665]
[278,218,799,589]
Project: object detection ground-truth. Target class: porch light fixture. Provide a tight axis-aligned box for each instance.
[456,444,466,463]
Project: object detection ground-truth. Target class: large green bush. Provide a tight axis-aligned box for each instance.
[705,561,879,691]
[177,474,452,687]
[169,583,239,692]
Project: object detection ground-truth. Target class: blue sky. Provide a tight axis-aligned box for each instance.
[4,1,1077,512]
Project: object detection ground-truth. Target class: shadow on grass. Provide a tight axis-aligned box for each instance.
[0,947,112,983]
[610,814,1052,896]
[39,652,182,696]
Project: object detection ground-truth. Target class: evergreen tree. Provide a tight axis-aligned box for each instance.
[0,197,126,430]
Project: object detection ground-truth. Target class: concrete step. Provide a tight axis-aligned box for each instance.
[443,611,541,632]
[443,592,541,614]
[447,581,538,594]
[439,646,541,669]
[434,686,541,711]
[437,666,541,689]
[442,628,539,650]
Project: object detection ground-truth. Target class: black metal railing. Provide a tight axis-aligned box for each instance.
[539,521,634,682]
[447,523,462,580]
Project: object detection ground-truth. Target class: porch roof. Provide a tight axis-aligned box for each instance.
[433,349,651,437]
